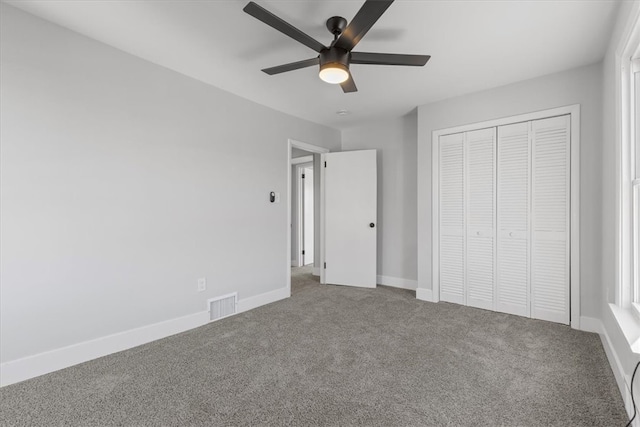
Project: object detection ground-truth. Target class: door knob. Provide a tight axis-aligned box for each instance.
[370,223,375,228]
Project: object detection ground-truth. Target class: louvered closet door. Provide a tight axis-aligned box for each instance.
[465,128,496,310]
[531,115,570,324]
[496,122,530,317]
[439,133,465,305]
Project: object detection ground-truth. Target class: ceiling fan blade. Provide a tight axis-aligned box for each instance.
[262,57,320,75]
[340,72,358,93]
[350,52,430,66]
[334,0,394,51]
[243,2,326,53]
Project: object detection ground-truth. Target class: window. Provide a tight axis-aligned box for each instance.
[610,6,640,355]
[621,49,640,312]
[618,11,640,315]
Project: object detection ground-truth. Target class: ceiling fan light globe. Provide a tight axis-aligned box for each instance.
[319,64,349,84]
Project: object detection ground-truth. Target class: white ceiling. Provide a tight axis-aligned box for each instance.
[5,0,620,130]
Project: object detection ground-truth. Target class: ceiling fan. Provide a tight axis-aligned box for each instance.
[243,0,430,93]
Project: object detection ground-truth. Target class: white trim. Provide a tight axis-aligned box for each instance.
[570,109,581,329]
[320,153,327,284]
[295,164,304,267]
[430,104,581,328]
[416,287,435,302]
[615,0,640,308]
[599,6,640,423]
[291,155,313,165]
[610,303,640,353]
[376,275,418,290]
[294,162,313,268]
[287,139,330,295]
[431,135,440,303]
[579,313,640,424]
[0,286,288,387]
[600,319,630,412]
[290,140,329,153]
[236,286,289,314]
[432,105,580,136]
[575,314,640,424]
[598,314,639,424]
[0,310,209,387]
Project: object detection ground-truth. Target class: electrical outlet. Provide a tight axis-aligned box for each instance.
[197,277,206,292]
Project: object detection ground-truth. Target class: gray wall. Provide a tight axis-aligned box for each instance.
[416,62,603,319]
[341,111,418,282]
[0,4,340,363]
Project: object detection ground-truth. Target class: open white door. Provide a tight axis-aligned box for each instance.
[322,150,377,288]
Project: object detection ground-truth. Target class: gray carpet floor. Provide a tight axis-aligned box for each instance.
[0,265,628,426]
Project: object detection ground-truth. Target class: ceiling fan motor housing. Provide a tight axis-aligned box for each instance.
[320,48,350,72]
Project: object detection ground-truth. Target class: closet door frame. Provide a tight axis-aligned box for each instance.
[431,104,581,329]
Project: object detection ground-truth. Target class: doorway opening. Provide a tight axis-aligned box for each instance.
[287,140,329,297]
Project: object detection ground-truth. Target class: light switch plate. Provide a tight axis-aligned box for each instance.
[197,277,206,292]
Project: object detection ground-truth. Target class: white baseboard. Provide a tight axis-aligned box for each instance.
[416,287,436,302]
[237,286,289,313]
[0,310,209,387]
[601,324,638,425]
[0,286,290,388]
[592,316,638,425]
[312,267,320,276]
[376,275,418,290]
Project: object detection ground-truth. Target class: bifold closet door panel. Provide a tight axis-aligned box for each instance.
[531,115,570,325]
[465,128,496,310]
[439,132,465,305]
[496,122,530,317]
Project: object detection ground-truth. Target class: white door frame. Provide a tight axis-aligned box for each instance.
[294,161,313,267]
[291,156,313,268]
[287,140,329,296]
[291,156,313,165]
[427,104,581,329]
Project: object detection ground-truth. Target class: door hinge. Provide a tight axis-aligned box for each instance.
[324,161,327,168]
[302,250,305,255]
[302,174,305,179]
[324,262,326,269]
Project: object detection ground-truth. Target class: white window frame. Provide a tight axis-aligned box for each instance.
[607,2,640,363]
[631,58,640,314]
[617,26,640,317]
